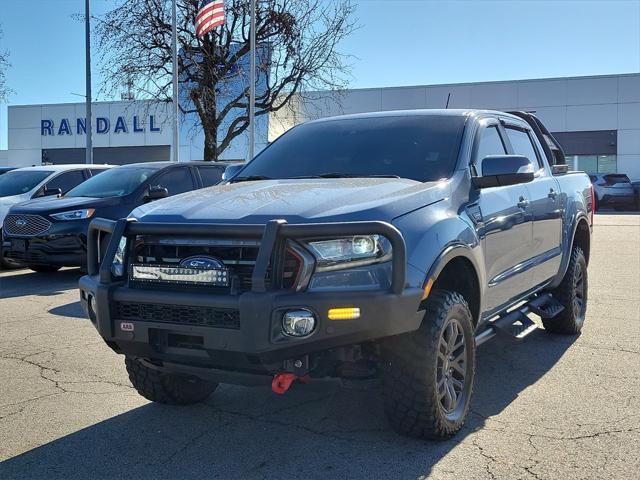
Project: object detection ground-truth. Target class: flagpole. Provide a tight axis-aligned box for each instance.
[85,0,93,165]
[171,0,180,162]
[248,0,256,161]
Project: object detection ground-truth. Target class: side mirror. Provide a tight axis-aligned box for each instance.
[43,187,62,197]
[472,155,534,188]
[222,164,244,181]
[145,185,169,202]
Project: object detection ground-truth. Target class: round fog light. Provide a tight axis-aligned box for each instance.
[282,309,316,337]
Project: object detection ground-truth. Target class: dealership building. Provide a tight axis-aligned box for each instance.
[2,72,640,179]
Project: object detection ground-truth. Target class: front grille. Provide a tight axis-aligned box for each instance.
[115,301,241,330]
[3,214,52,237]
[130,239,300,293]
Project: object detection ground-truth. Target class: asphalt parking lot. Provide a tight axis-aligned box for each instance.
[0,213,638,479]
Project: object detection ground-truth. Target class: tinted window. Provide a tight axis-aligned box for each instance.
[237,115,466,182]
[44,170,86,194]
[154,167,195,195]
[505,127,540,169]
[604,174,631,185]
[197,166,224,187]
[476,126,506,175]
[0,170,53,197]
[66,167,158,198]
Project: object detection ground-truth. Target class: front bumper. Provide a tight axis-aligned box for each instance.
[80,218,423,383]
[2,220,90,267]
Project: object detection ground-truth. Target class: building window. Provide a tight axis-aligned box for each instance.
[571,154,617,174]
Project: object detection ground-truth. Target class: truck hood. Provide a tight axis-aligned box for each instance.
[132,178,450,224]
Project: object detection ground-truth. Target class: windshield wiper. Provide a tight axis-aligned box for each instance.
[230,175,273,183]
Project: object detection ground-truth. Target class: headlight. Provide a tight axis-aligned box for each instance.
[305,235,391,272]
[50,209,95,221]
[111,237,127,277]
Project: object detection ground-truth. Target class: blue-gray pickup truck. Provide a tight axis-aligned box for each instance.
[80,109,593,439]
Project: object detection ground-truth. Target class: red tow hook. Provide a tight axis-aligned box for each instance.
[271,373,310,394]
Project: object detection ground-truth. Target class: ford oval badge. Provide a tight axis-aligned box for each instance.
[15,219,27,227]
[179,256,226,269]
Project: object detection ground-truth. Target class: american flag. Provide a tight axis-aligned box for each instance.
[195,0,225,38]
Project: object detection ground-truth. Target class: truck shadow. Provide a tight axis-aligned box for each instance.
[0,269,83,300]
[0,330,576,480]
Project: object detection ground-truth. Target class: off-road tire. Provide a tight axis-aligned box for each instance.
[543,246,588,334]
[125,357,218,405]
[381,290,476,439]
[28,265,61,273]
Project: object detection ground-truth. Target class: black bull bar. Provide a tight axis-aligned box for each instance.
[87,217,407,294]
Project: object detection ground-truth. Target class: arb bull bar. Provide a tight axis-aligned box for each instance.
[80,217,424,385]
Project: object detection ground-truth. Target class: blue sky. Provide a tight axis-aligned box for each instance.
[1,0,639,149]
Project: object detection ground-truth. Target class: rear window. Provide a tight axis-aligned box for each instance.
[238,115,467,182]
[604,174,630,185]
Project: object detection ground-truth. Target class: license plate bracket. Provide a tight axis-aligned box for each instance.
[11,239,27,252]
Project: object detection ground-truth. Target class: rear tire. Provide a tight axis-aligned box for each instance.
[381,290,475,439]
[28,265,61,273]
[125,357,218,405]
[543,246,588,334]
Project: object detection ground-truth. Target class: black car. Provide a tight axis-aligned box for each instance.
[1,161,230,272]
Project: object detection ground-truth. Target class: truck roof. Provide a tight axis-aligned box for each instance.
[308,108,524,124]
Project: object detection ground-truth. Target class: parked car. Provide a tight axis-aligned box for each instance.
[589,173,636,211]
[0,167,16,176]
[0,164,110,268]
[80,110,592,440]
[632,180,640,210]
[2,161,230,272]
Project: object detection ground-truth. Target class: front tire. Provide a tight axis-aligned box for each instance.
[543,246,588,334]
[125,357,217,405]
[381,290,476,439]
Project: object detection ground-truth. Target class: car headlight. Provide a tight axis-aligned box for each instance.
[305,235,391,272]
[50,209,95,221]
[110,237,127,277]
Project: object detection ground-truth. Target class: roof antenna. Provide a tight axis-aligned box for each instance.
[445,92,451,109]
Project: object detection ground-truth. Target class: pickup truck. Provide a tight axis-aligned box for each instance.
[79,109,593,439]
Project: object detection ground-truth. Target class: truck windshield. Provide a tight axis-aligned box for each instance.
[65,166,157,198]
[237,115,466,182]
[0,170,53,197]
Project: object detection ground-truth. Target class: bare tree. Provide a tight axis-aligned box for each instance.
[0,25,11,102]
[94,0,357,161]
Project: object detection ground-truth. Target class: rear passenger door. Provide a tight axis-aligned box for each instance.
[152,166,197,196]
[503,122,563,287]
[472,119,533,313]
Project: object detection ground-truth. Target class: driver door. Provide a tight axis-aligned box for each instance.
[471,119,533,314]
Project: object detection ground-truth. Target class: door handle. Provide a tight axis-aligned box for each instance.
[517,196,529,209]
[548,188,557,199]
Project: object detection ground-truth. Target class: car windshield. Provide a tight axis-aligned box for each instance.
[0,170,53,197]
[65,167,157,198]
[604,174,631,185]
[236,115,467,182]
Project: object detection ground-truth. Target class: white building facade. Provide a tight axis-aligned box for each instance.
[3,73,640,180]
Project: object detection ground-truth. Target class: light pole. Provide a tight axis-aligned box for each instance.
[85,0,93,164]
[171,0,180,162]
[248,0,256,161]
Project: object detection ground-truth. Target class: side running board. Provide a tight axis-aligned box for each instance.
[475,294,565,346]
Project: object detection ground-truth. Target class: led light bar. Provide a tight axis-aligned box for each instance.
[130,264,230,287]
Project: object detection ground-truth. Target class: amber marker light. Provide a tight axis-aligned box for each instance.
[328,307,361,320]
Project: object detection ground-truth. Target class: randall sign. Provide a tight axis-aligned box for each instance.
[41,114,162,136]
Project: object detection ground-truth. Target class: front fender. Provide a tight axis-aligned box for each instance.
[392,200,486,295]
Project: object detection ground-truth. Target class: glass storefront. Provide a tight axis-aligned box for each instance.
[570,154,617,173]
